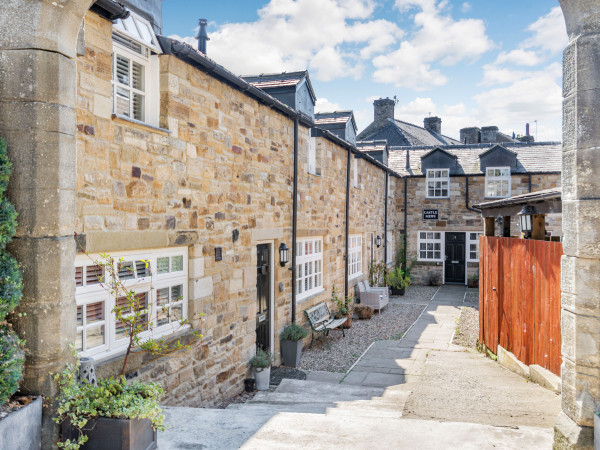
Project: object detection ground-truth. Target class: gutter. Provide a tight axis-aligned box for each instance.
[465,175,481,213]
[403,177,408,270]
[90,0,130,20]
[158,37,314,128]
[291,116,299,323]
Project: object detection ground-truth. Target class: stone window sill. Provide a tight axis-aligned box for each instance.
[297,287,326,304]
[112,114,171,135]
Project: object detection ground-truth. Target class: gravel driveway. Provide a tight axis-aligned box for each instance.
[298,285,436,373]
[452,287,479,349]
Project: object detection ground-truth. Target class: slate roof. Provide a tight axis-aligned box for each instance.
[356,141,387,153]
[314,111,357,132]
[475,187,561,210]
[388,142,562,176]
[357,118,461,147]
[241,71,316,102]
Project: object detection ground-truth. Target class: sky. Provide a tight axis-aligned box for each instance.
[162,0,568,142]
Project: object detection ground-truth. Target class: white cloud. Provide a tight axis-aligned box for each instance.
[494,49,544,67]
[372,0,493,90]
[461,2,471,13]
[315,98,343,113]
[170,0,403,81]
[522,7,568,56]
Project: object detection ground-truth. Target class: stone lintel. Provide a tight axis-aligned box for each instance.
[82,230,170,253]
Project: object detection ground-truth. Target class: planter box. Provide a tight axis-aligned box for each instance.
[0,396,42,450]
[390,286,405,296]
[280,340,303,367]
[61,417,157,450]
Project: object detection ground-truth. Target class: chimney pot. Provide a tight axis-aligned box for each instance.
[195,18,210,54]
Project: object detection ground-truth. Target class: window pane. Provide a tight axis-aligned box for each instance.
[77,305,83,326]
[157,287,169,306]
[86,265,104,285]
[86,301,104,324]
[171,285,183,302]
[116,56,130,85]
[118,261,135,280]
[171,305,183,322]
[171,255,183,272]
[132,92,145,121]
[157,257,169,274]
[136,260,150,278]
[434,251,440,259]
[116,296,132,314]
[75,267,83,287]
[76,331,83,352]
[86,326,105,350]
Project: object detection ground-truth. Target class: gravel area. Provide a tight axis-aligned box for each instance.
[453,287,479,349]
[298,285,434,373]
[270,366,307,386]
[212,391,256,409]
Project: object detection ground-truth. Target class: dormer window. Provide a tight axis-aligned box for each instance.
[485,167,511,198]
[112,12,161,127]
[426,169,449,198]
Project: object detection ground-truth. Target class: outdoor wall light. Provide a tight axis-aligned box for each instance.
[279,242,289,267]
[518,205,537,238]
[376,235,382,247]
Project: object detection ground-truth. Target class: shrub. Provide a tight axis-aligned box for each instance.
[250,349,274,369]
[0,138,23,408]
[0,325,24,406]
[279,323,308,342]
[426,271,442,286]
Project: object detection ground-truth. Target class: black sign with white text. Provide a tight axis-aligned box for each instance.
[422,209,439,220]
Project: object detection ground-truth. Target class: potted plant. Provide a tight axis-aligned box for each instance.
[54,250,203,449]
[386,266,411,296]
[355,305,374,320]
[279,323,308,368]
[250,349,274,391]
[332,285,353,328]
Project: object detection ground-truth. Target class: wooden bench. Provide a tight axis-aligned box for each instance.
[304,302,347,349]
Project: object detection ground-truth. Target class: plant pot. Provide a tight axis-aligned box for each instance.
[61,417,157,450]
[342,315,352,328]
[468,279,479,288]
[244,378,256,392]
[0,396,42,450]
[254,366,271,391]
[390,286,405,296]
[280,339,303,367]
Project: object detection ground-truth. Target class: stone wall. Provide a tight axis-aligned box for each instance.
[73,9,397,407]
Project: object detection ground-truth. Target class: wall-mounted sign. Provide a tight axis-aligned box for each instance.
[422,209,439,220]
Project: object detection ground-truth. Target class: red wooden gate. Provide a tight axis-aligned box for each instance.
[479,237,562,376]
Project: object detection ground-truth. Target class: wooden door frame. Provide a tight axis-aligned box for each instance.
[256,240,275,352]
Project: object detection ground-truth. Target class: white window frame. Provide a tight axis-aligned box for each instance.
[467,232,483,262]
[485,167,511,198]
[112,11,161,127]
[297,237,324,300]
[75,247,188,360]
[348,234,362,280]
[418,231,444,262]
[426,169,450,198]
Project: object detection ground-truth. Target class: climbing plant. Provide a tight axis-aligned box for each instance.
[0,137,24,406]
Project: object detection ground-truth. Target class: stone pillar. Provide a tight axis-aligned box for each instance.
[555,1,600,448]
[0,1,93,447]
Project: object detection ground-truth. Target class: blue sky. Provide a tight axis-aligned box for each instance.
[163,0,567,142]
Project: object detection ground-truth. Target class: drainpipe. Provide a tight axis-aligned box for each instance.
[403,177,408,269]
[528,173,532,193]
[291,116,299,323]
[465,175,481,213]
[384,171,389,266]
[344,147,351,300]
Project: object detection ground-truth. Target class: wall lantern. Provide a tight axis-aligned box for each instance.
[518,205,537,238]
[376,235,382,248]
[279,242,289,267]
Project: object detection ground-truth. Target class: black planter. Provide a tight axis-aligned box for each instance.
[390,286,405,296]
[280,339,303,367]
[244,378,256,392]
[61,417,157,450]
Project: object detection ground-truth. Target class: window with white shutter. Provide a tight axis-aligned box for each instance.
[296,237,324,300]
[348,235,362,279]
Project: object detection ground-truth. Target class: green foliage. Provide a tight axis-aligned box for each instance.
[279,323,308,342]
[394,237,416,280]
[54,357,165,450]
[368,260,387,287]
[0,253,23,321]
[250,349,274,368]
[0,325,24,406]
[0,138,23,408]
[385,266,411,290]
[331,284,353,317]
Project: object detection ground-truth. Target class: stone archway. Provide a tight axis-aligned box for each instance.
[556,1,600,448]
[0,0,94,446]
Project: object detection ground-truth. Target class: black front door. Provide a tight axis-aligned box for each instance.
[256,244,270,351]
[445,232,466,284]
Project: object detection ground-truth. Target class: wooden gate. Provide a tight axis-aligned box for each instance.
[479,237,563,376]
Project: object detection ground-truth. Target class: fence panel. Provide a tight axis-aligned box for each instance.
[479,236,563,376]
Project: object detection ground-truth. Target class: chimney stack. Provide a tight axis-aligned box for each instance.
[480,126,499,143]
[424,116,442,135]
[374,98,395,123]
[195,19,209,54]
[460,127,480,144]
[526,123,530,136]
